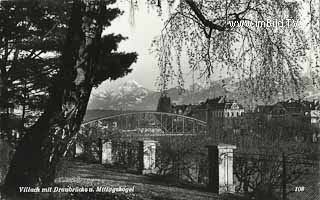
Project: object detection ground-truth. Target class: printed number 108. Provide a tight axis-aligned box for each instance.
[295,187,305,192]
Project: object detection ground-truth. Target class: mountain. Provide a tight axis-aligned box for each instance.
[87,78,319,111]
[88,80,232,111]
[88,80,154,110]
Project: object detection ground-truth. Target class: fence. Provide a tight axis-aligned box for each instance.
[233,151,320,200]
[79,136,211,187]
[75,136,319,198]
[154,137,209,186]
[111,140,140,171]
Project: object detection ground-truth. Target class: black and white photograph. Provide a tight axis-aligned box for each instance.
[0,0,319,199]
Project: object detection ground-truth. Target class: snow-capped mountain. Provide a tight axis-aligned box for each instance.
[88,77,319,111]
[88,80,231,110]
[88,80,154,110]
[111,81,147,99]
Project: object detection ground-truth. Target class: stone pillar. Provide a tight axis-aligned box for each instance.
[74,142,84,158]
[100,139,112,165]
[138,140,157,175]
[207,144,236,194]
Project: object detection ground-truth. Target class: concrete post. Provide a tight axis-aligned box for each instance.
[138,140,157,175]
[74,142,84,158]
[100,139,112,165]
[207,144,236,194]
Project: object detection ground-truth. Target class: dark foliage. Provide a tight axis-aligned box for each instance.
[0,0,68,138]
[1,0,137,196]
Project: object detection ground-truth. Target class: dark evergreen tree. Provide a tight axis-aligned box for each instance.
[2,0,137,197]
[0,1,67,142]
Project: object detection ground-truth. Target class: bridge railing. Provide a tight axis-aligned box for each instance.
[80,111,207,138]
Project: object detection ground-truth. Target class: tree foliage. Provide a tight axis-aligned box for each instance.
[132,0,320,101]
[1,0,137,195]
[0,0,68,136]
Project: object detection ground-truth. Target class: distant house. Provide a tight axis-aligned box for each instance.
[170,96,245,136]
[254,99,320,142]
[309,101,320,129]
[172,104,192,115]
[254,99,320,123]
[206,97,245,134]
[254,105,273,121]
[208,101,245,118]
[255,105,273,113]
[171,96,245,120]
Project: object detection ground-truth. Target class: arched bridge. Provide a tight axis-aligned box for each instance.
[80,111,207,138]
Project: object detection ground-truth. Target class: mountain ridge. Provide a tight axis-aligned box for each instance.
[88,78,319,111]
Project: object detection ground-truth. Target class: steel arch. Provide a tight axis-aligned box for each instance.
[80,111,207,138]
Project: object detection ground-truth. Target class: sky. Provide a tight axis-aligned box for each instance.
[92,0,316,95]
[93,0,209,94]
[95,1,167,92]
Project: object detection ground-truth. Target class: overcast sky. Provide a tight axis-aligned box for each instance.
[95,1,166,92]
[93,0,211,94]
[92,0,314,94]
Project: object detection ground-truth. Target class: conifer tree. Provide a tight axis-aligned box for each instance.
[3,0,137,196]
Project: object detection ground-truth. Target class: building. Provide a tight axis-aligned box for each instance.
[254,98,320,123]
[205,97,245,135]
[172,104,192,116]
[171,96,245,136]
[307,100,320,124]
[254,99,320,142]
[206,97,245,118]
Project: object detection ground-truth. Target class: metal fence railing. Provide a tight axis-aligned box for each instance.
[73,135,319,199]
[111,140,140,171]
[154,137,209,186]
[233,152,320,200]
[100,137,210,188]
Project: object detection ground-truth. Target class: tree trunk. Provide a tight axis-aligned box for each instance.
[0,84,11,142]
[21,77,27,125]
[0,67,10,141]
[2,0,102,197]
